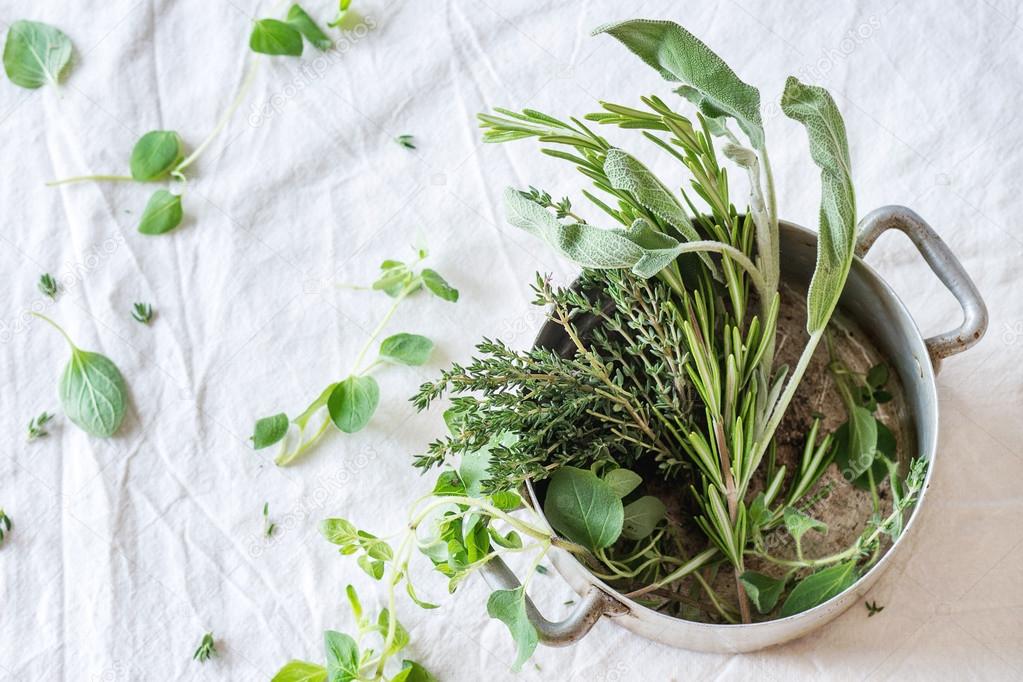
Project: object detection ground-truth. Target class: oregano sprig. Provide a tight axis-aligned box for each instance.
[252,248,458,466]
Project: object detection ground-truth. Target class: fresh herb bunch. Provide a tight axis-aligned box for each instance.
[414,268,698,488]
[402,16,928,643]
[252,248,458,466]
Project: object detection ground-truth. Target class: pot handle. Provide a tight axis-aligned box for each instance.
[479,556,628,646]
[855,205,988,367]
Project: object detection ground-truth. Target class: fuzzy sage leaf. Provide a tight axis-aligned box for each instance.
[594,19,764,148]
[3,21,73,89]
[780,76,856,333]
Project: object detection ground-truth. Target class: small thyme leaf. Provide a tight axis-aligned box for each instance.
[193,632,216,663]
[0,508,11,546]
[865,600,884,617]
[263,502,276,538]
[38,273,58,299]
[27,411,54,441]
[131,302,153,325]
[395,134,416,150]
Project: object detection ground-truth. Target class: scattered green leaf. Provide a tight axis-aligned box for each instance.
[138,189,184,235]
[3,20,73,89]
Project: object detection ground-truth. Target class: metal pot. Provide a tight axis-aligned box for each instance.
[481,206,987,653]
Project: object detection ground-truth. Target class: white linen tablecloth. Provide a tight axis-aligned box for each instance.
[1,0,1020,679]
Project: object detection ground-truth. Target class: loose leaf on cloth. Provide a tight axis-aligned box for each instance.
[542,465,623,550]
[138,190,184,235]
[250,18,304,56]
[379,333,433,366]
[286,4,332,51]
[130,131,184,181]
[486,587,538,672]
[780,76,856,333]
[421,268,459,301]
[594,19,764,148]
[2,20,73,89]
[271,660,328,682]
[34,314,127,438]
[327,375,379,433]
[252,413,289,449]
[780,560,858,617]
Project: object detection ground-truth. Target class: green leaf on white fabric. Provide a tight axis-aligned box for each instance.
[595,19,764,148]
[486,587,538,672]
[2,21,73,89]
[781,76,856,333]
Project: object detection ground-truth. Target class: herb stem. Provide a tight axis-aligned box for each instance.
[45,174,134,187]
[174,60,261,174]
[30,312,77,349]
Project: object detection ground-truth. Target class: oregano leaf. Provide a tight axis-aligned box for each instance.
[250,19,304,57]
[270,660,328,682]
[130,130,184,181]
[323,630,360,682]
[739,571,785,614]
[252,413,289,449]
[621,495,667,540]
[3,20,73,89]
[779,560,858,617]
[286,5,332,51]
[379,333,434,366]
[138,190,184,235]
[486,587,538,672]
[543,465,624,550]
[421,269,459,302]
[327,375,379,433]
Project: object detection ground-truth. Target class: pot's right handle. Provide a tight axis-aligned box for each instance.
[855,205,988,368]
[480,556,628,646]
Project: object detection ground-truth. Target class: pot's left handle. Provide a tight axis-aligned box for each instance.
[856,205,988,368]
[480,556,628,646]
